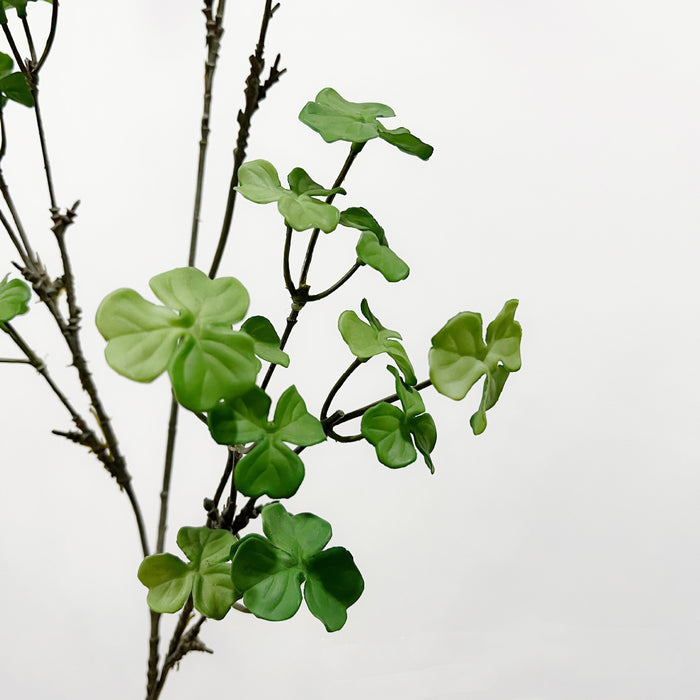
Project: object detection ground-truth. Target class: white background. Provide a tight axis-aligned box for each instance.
[1,1,699,698]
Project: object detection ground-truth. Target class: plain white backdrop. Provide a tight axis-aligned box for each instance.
[1,1,699,698]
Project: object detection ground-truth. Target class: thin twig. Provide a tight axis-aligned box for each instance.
[20,16,36,63]
[320,357,363,421]
[208,0,285,278]
[334,378,433,426]
[297,141,364,288]
[282,225,295,294]
[157,397,179,553]
[29,85,57,210]
[0,24,26,77]
[188,0,227,266]
[0,168,36,264]
[36,0,60,71]
[307,261,361,302]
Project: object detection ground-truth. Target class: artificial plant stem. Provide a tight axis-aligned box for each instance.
[188,0,227,267]
[1,24,25,75]
[20,16,36,63]
[282,225,295,294]
[30,87,57,210]
[36,0,59,71]
[0,207,30,268]
[260,305,298,390]
[146,611,160,700]
[297,141,365,288]
[335,378,433,426]
[156,397,179,553]
[208,0,284,278]
[1,320,150,557]
[307,261,361,302]
[0,169,35,263]
[320,357,363,421]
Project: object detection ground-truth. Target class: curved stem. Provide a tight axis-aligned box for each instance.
[335,378,433,426]
[156,397,179,553]
[298,141,364,288]
[320,357,363,421]
[36,0,59,71]
[1,24,26,77]
[282,225,295,294]
[20,16,36,63]
[307,261,361,302]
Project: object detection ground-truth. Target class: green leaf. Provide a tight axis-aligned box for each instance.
[338,300,417,385]
[208,386,325,499]
[299,87,433,160]
[409,412,437,474]
[240,315,290,367]
[234,437,306,499]
[231,504,363,631]
[361,366,437,472]
[429,300,522,433]
[376,124,434,161]
[0,274,30,322]
[2,1,52,20]
[340,207,409,282]
[0,72,33,107]
[96,267,260,411]
[137,527,236,620]
[235,159,343,232]
[273,385,327,446]
[137,553,193,615]
[361,402,416,468]
[304,547,364,632]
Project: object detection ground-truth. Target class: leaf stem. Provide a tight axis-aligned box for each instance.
[0,23,26,77]
[208,0,284,278]
[36,0,59,71]
[20,15,36,64]
[320,357,363,422]
[335,378,433,426]
[282,225,295,294]
[297,141,364,288]
[307,261,361,302]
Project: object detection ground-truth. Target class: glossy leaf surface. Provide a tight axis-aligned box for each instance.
[340,207,409,282]
[429,300,522,434]
[241,315,290,367]
[299,87,433,160]
[0,52,32,107]
[208,385,325,498]
[361,366,437,472]
[338,299,416,385]
[235,159,344,232]
[96,267,260,412]
[0,274,30,322]
[137,527,236,620]
[231,504,363,631]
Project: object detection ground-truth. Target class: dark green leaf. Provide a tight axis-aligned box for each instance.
[241,315,290,367]
[377,124,434,160]
[304,547,364,632]
[231,504,363,631]
[361,402,416,468]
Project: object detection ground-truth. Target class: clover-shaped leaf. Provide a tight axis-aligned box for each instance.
[0,52,32,108]
[0,274,30,322]
[338,298,416,385]
[299,88,433,160]
[361,366,437,472]
[429,299,522,434]
[240,315,290,368]
[96,267,260,412]
[340,207,409,282]
[231,503,364,631]
[235,159,345,233]
[208,385,326,498]
[137,526,236,620]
